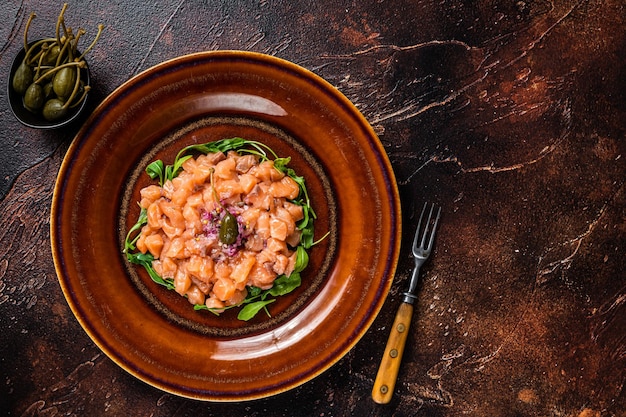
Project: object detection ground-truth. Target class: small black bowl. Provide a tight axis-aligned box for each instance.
[7,39,90,129]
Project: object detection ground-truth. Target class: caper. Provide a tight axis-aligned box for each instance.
[219,212,239,245]
[52,66,76,99]
[42,43,60,66]
[23,83,44,112]
[43,82,54,100]
[42,98,67,121]
[12,61,33,95]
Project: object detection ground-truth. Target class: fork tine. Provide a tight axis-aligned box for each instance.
[425,205,441,251]
[419,204,435,249]
[414,203,441,253]
[412,203,428,251]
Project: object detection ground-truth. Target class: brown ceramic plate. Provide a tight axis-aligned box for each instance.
[51,51,401,401]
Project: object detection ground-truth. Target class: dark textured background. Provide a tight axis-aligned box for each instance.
[1,0,624,416]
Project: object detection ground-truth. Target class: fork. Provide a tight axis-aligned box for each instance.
[372,202,441,404]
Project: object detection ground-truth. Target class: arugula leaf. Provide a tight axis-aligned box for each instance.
[247,286,264,298]
[123,206,148,253]
[179,137,247,157]
[175,138,279,166]
[126,251,175,290]
[293,246,309,273]
[166,154,192,183]
[269,273,301,297]
[145,160,165,186]
[238,299,275,321]
[273,157,291,172]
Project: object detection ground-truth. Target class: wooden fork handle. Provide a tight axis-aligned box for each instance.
[372,302,413,404]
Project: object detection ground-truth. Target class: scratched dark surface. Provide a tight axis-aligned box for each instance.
[1,0,624,416]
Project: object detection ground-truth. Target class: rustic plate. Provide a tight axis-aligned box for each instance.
[51,51,401,401]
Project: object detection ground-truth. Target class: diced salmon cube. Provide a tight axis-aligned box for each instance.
[152,259,163,275]
[140,185,163,207]
[285,230,302,247]
[160,200,185,228]
[185,284,205,305]
[182,204,201,233]
[266,237,287,254]
[253,160,284,182]
[162,180,175,199]
[283,201,304,222]
[256,249,274,265]
[184,236,203,256]
[240,207,261,229]
[269,217,288,241]
[186,192,204,208]
[174,268,192,295]
[186,255,214,283]
[226,289,247,306]
[285,252,297,276]
[214,157,236,180]
[239,173,258,194]
[235,155,258,173]
[164,237,185,258]
[216,179,243,200]
[191,276,211,294]
[186,255,203,275]
[181,156,197,172]
[212,277,236,301]
[272,254,290,275]
[160,256,178,278]
[256,211,271,239]
[198,151,226,166]
[202,185,218,206]
[147,202,163,229]
[160,219,184,239]
[158,201,185,238]
[144,234,164,258]
[244,183,273,210]
[269,176,300,200]
[214,262,232,280]
[231,255,256,286]
[247,263,276,289]
[245,234,265,252]
[191,162,214,186]
[205,296,225,310]
[169,172,195,206]
[136,227,149,253]
[274,206,296,235]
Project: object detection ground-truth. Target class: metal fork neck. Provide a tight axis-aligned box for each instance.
[401,292,418,304]
[402,265,422,304]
